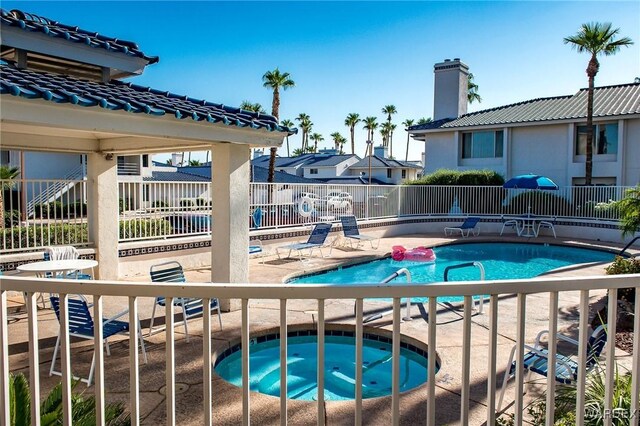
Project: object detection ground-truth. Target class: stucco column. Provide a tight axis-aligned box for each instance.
[86,153,119,280]
[211,143,250,312]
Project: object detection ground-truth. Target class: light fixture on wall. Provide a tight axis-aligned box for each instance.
[104,153,114,161]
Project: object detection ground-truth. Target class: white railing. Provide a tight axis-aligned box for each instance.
[1,273,639,425]
[1,178,89,253]
[25,164,86,217]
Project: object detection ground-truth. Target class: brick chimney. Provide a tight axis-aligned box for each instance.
[433,58,469,120]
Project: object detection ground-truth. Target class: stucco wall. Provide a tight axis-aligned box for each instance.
[423,132,458,173]
[510,124,569,185]
[623,118,640,185]
[25,152,82,179]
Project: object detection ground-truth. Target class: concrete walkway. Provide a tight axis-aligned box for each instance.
[5,234,637,425]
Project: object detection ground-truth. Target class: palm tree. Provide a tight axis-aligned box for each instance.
[382,104,397,123]
[310,133,324,152]
[380,122,392,148]
[240,101,266,113]
[296,113,311,151]
[362,116,378,143]
[263,68,295,183]
[188,159,201,166]
[292,148,305,157]
[417,117,432,125]
[338,135,347,154]
[389,123,397,158]
[402,119,415,161]
[564,22,633,185]
[344,113,360,155]
[0,165,19,229]
[281,119,294,156]
[330,132,343,151]
[467,73,482,104]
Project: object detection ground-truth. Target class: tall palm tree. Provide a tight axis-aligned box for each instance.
[564,22,633,185]
[263,68,295,183]
[330,132,343,151]
[382,104,397,124]
[380,122,392,148]
[240,101,266,113]
[389,123,397,159]
[296,113,311,151]
[338,135,347,154]
[467,73,482,104]
[188,159,201,166]
[281,119,294,156]
[301,118,313,151]
[0,165,19,229]
[310,133,324,152]
[402,119,415,161]
[344,113,360,155]
[362,116,378,143]
[417,117,432,125]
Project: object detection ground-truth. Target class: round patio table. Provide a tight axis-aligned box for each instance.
[17,259,98,277]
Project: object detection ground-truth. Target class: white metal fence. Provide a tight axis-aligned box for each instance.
[1,273,638,425]
[1,178,89,253]
[1,180,633,249]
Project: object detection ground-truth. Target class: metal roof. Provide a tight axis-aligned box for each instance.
[303,154,359,167]
[315,176,389,185]
[0,64,295,134]
[143,171,210,182]
[1,8,159,64]
[409,82,640,131]
[349,155,422,169]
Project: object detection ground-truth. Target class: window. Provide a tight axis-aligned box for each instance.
[309,168,318,175]
[401,170,407,179]
[575,123,618,155]
[0,150,10,164]
[142,155,149,168]
[461,130,504,159]
[387,169,392,179]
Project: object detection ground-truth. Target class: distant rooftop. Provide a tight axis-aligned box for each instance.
[349,155,422,169]
[251,153,358,169]
[410,82,640,132]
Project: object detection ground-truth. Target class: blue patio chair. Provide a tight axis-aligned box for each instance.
[49,294,147,386]
[444,217,481,237]
[497,325,607,410]
[276,222,333,260]
[252,207,263,229]
[149,261,222,342]
[340,215,380,249]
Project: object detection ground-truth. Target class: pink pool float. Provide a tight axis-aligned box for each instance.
[391,246,436,262]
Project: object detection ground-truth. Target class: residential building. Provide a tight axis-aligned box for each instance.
[346,146,422,184]
[251,150,360,179]
[410,58,640,186]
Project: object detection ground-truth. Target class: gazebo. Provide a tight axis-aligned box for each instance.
[0,8,291,308]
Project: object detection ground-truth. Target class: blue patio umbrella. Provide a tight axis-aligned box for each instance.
[503,174,559,190]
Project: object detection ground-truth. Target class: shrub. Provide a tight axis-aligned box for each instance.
[151,200,169,209]
[119,218,172,240]
[0,223,88,250]
[118,198,133,213]
[504,191,573,216]
[605,256,640,304]
[4,209,20,227]
[195,198,210,207]
[180,199,194,207]
[406,169,505,186]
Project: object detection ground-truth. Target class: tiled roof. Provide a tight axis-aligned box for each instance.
[315,176,389,185]
[410,82,640,131]
[1,8,159,64]
[169,165,320,184]
[303,154,359,167]
[0,65,295,133]
[152,161,174,168]
[349,155,422,169]
[252,153,360,169]
[143,171,210,182]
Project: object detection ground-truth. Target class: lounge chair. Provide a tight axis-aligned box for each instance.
[149,261,222,341]
[497,325,607,410]
[444,217,481,237]
[340,215,380,249]
[500,217,521,236]
[536,217,557,238]
[49,294,147,386]
[276,222,333,260]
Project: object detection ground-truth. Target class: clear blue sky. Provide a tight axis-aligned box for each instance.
[4,1,639,162]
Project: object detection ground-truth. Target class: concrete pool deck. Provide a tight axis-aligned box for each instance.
[4,233,638,424]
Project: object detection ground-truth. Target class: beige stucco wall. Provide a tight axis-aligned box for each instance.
[623,118,640,185]
[510,124,569,185]
[423,132,457,174]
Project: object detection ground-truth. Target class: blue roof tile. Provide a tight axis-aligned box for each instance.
[1,8,159,64]
[0,65,297,134]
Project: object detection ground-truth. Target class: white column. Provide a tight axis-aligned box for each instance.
[211,143,250,312]
[87,152,119,280]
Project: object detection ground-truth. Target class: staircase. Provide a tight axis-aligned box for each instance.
[26,164,86,218]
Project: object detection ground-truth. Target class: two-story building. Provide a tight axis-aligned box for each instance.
[410,58,640,186]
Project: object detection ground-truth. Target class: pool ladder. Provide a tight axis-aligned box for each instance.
[444,262,486,314]
[361,268,414,323]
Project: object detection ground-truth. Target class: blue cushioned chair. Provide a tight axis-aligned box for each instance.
[340,215,380,249]
[149,261,222,341]
[497,325,607,410]
[49,294,147,386]
[444,217,481,237]
[276,222,333,260]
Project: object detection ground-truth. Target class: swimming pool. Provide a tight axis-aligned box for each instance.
[214,330,433,401]
[289,243,614,302]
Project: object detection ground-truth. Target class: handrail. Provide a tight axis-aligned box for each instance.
[444,261,487,313]
[362,267,413,323]
[618,236,640,257]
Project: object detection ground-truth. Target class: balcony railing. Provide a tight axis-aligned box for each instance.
[1,273,639,425]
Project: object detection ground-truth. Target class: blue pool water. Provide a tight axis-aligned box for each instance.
[214,334,431,401]
[290,243,614,302]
